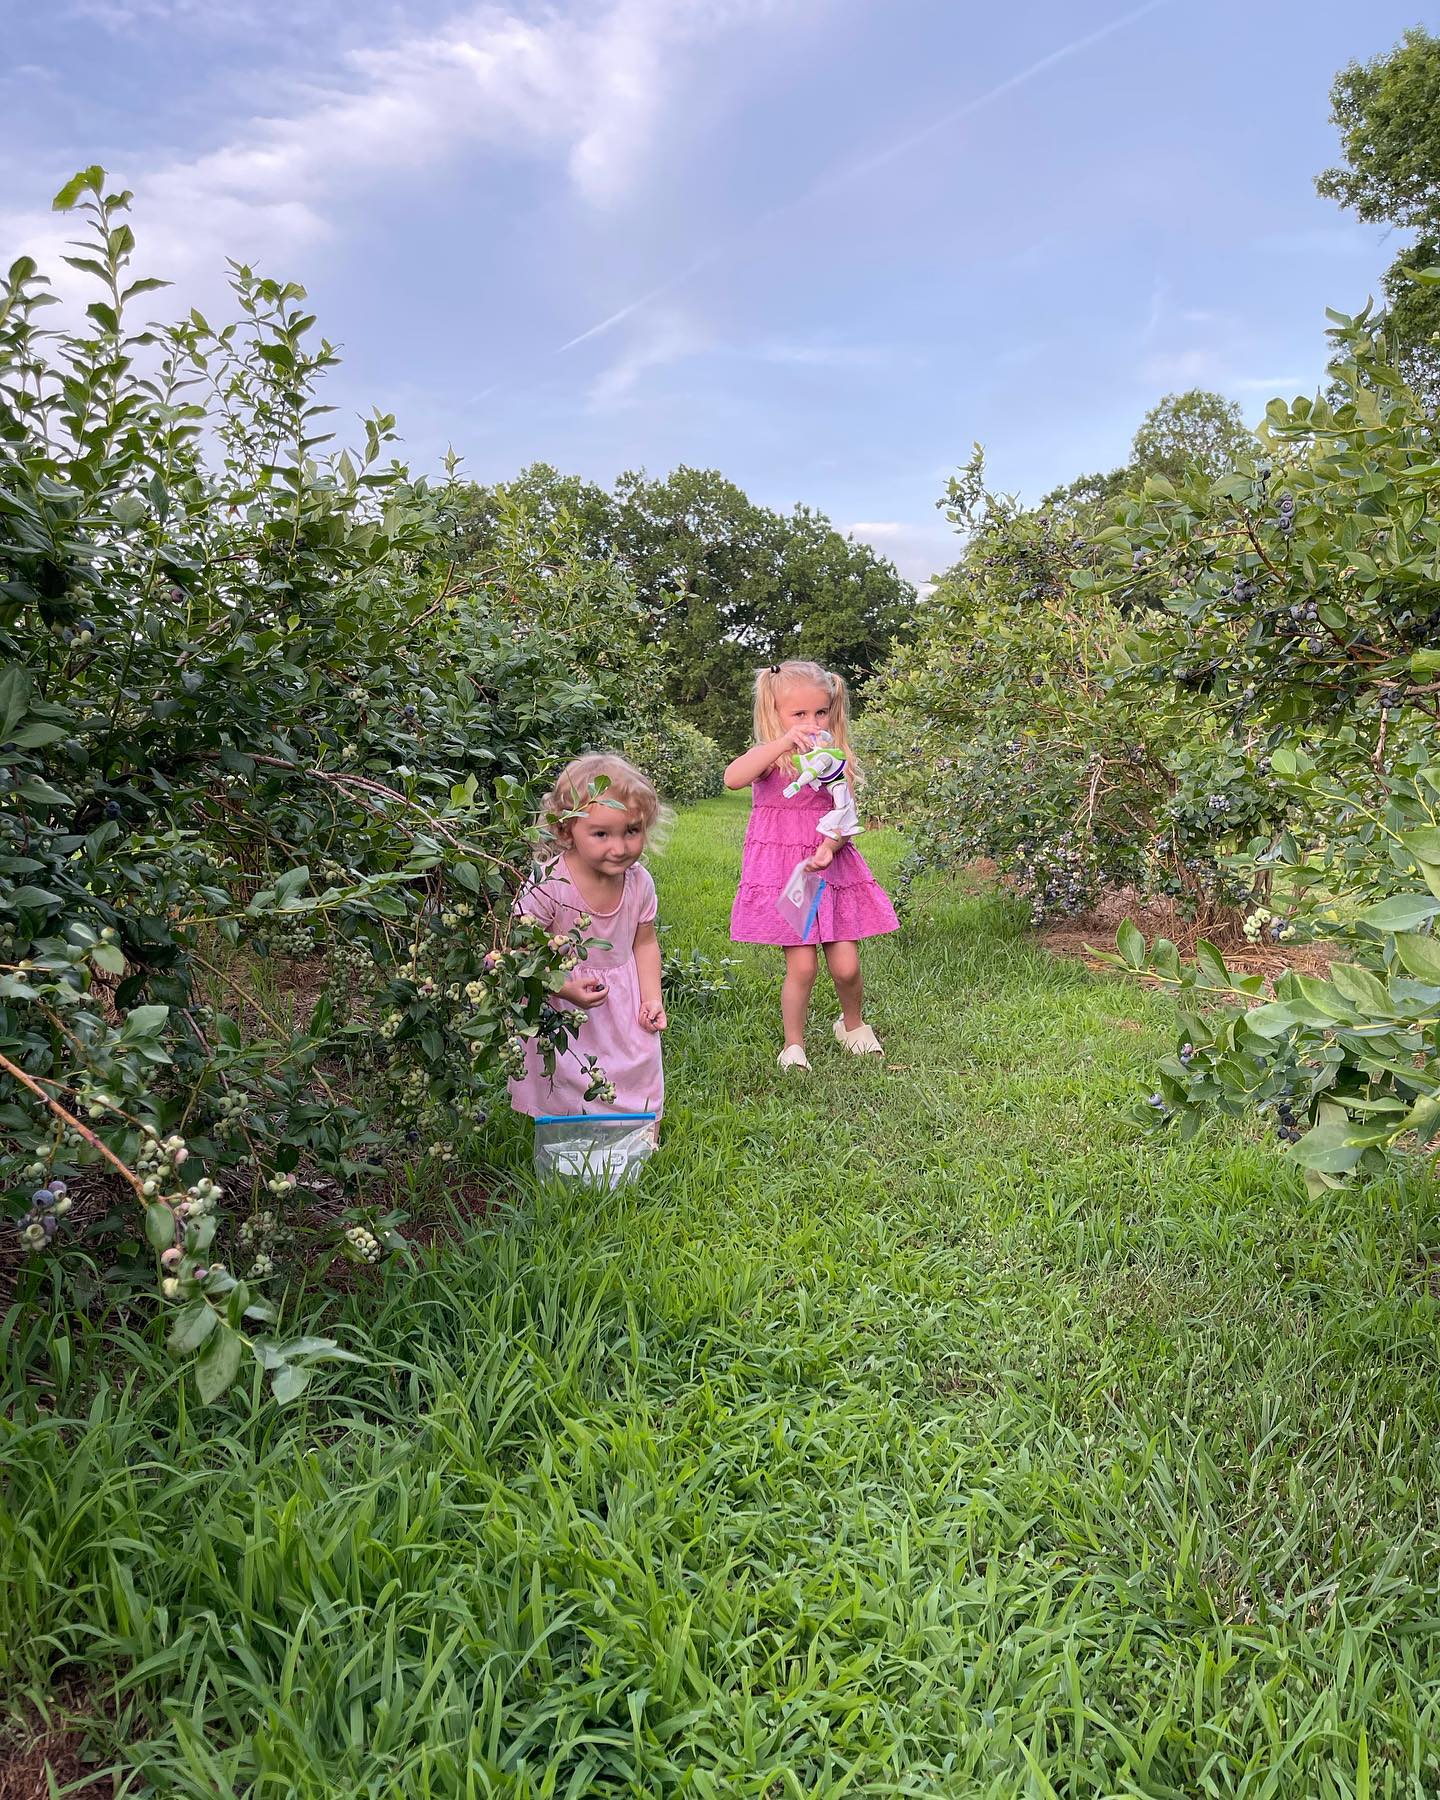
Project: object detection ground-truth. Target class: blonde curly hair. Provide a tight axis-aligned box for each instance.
[538,752,672,850]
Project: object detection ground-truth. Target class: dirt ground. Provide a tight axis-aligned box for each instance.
[1037,886,1335,983]
[0,1698,112,1800]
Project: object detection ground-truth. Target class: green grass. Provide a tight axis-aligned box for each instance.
[5,790,1440,1795]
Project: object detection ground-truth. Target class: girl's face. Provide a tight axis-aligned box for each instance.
[777,682,832,740]
[566,799,647,877]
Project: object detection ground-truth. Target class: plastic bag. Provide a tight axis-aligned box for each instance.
[533,1111,657,1188]
[775,859,827,940]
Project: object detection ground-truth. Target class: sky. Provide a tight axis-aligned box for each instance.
[1,0,1434,588]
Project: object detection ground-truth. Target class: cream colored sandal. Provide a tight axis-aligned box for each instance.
[777,1044,811,1071]
[833,1018,884,1056]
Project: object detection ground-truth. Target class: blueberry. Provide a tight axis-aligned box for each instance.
[31,1187,54,1205]
[104,800,121,820]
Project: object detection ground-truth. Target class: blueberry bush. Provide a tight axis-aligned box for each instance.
[0,171,666,1400]
[621,712,726,807]
[1093,291,1440,1184]
[863,449,1290,925]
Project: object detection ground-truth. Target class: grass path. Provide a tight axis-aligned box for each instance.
[4,794,1440,1795]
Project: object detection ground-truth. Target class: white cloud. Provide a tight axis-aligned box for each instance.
[1143,273,1166,340]
[755,339,906,371]
[1,1,799,316]
[1230,374,1311,393]
[553,0,1174,355]
[587,308,712,409]
[1140,346,1226,387]
[843,518,958,587]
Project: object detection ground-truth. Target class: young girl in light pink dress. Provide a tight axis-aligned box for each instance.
[508,754,668,1129]
[726,660,898,1071]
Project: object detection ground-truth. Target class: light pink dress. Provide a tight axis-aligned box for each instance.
[730,768,899,948]
[508,859,664,1120]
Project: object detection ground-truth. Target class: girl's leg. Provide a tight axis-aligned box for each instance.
[782,945,819,1046]
[823,940,864,1031]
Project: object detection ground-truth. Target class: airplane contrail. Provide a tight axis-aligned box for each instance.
[554,0,1173,360]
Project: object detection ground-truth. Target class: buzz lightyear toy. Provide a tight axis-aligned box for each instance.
[784,731,863,840]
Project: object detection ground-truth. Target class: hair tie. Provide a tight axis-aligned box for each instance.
[768,664,781,675]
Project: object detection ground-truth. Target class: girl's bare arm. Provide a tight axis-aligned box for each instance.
[724,728,810,790]
[633,919,666,1030]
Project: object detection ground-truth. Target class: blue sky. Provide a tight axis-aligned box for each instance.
[2,0,1432,585]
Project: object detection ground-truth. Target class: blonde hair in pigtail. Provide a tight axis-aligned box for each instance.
[753,659,863,786]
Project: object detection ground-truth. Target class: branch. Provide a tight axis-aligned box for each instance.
[246,755,522,871]
[0,1052,145,1197]
[189,953,339,1104]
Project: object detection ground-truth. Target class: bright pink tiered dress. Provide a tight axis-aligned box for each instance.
[730,768,899,948]
[508,860,664,1120]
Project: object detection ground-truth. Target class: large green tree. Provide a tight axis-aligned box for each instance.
[1317,25,1440,407]
[457,464,914,750]
[1042,389,1253,524]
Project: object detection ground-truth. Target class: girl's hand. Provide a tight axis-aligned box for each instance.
[638,998,667,1033]
[560,975,609,1009]
[806,841,836,872]
[780,725,818,756]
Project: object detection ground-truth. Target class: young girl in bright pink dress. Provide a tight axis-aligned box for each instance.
[726,660,898,1070]
[508,754,668,1128]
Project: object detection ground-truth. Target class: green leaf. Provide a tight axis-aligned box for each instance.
[121,1003,169,1038]
[1397,1094,1440,1138]
[167,1299,217,1355]
[9,886,63,910]
[0,666,33,740]
[1358,894,1440,932]
[145,1202,175,1253]
[8,721,67,749]
[195,1325,243,1405]
[270,1363,311,1404]
[1401,827,1440,865]
[1393,933,1440,984]
[121,276,171,302]
[274,865,310,903]
[1242,1001,1298,1039]
[91,941,126,976]
[1411,649,1440,676]
[1116,920,1144,968]
[1290,1118,1366,1174]
[17,777,72,806]
[1327,963,1394,1017]
[52,167,105,212]
[1267,745,1314,783]
[453,860,481,894]
[1194,940,1229,988]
